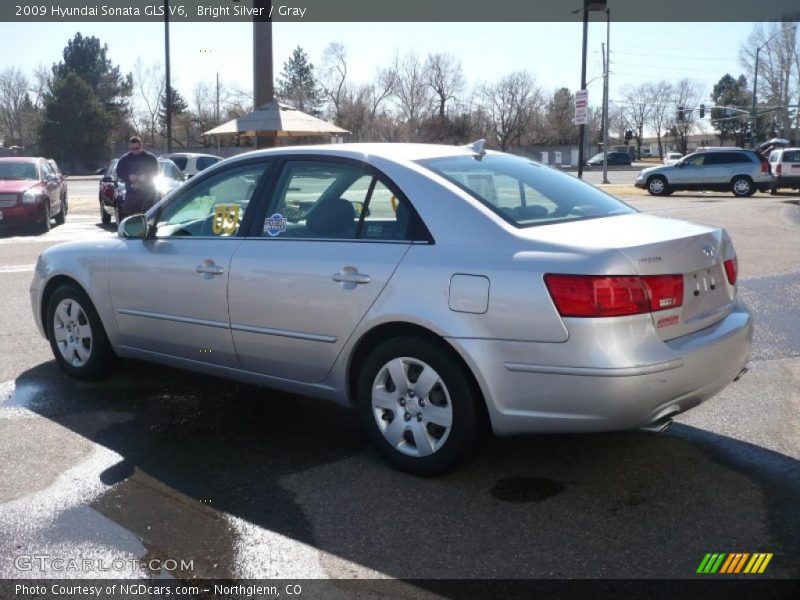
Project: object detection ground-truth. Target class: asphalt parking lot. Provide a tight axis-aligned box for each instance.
[1,180,799,586]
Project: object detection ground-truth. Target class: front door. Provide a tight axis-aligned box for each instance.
[228,159,427,383]
[109,160,272,368]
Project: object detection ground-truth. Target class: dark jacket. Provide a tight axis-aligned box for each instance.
[116,150,159,213]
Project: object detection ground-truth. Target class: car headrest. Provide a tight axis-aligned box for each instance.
[306,197,355,238]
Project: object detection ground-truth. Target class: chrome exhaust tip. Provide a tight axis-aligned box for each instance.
[639,416,674,434]
[733,367,748,382]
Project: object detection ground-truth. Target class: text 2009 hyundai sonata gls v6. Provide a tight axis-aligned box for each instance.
[31,142,752,475]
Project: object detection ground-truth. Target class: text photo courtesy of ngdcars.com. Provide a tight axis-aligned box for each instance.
[1,0,800,599]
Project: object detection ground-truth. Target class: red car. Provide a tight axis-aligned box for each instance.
[0,157,66,233]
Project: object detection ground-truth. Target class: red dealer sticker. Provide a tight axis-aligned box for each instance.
[657,315,680,329]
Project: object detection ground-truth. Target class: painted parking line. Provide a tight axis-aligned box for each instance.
[0,264,35,274]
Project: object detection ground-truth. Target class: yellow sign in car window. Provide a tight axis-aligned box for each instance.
[212,204,241,235]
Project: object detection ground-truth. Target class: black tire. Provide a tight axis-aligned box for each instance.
[45,283,114,380]
[769,186,778,195]
[355,336,484,476]
[100,202,110,224]
[54,198,66,225]
[731,176,754,197]
[646,175,669,196]
[37,202,51,234]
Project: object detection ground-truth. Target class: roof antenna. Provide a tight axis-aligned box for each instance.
[466,139,486,156]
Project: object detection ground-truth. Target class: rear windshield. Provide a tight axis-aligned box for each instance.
[417,154,635,228]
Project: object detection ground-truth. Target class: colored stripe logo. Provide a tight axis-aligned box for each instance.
[697,553,773,574]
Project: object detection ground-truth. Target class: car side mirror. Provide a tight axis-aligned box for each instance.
[118,214,149,239]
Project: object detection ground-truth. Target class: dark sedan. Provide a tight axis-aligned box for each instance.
[586,151,633,166]
[99,158,186,225]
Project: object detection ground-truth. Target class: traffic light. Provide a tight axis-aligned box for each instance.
[699,104,705,118]
[624,129,633,143]
[677,106,685,122]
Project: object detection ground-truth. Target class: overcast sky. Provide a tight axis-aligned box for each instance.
[0,20,759,119]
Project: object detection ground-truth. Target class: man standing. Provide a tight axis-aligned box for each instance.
[115,136,159,218]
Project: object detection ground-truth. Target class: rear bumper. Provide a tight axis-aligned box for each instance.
[774,175,800,188]
[449,300,753,436]
[0,202,44,226]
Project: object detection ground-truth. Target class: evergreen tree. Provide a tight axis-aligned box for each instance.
[158,85,189,134]
[39,72,110,171]
[277,46,322,115]
[710,74,752,147]
[52,33,132,111]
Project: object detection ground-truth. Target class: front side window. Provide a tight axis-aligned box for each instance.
[418,154,635,228]
[155,161,270,238]
[263,161,423,241]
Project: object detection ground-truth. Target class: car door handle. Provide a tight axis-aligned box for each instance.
[333,270,371,284]
[196,262,224,276]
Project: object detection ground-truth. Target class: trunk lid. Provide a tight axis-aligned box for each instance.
[519,213,737,340]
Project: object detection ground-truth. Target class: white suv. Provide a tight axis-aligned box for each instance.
[767,148,800,193]
[160,153,222,178]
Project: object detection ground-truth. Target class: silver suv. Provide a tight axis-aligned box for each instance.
[636,149,773,196]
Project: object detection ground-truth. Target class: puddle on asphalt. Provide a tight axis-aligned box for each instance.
[490,477,566,503]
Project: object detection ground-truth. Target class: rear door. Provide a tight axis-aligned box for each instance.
[700,152,731,186]
[228,158,426,383]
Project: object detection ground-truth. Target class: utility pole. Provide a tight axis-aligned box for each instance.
[601,7,610,184]
[215,72,221,154]
[577,0,589,179]
[253,0,275,149]
[164,0,172,153]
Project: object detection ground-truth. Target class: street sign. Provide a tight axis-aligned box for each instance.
[575,89,588,125]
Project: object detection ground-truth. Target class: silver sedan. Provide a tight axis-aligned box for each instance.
[30,142,752,475]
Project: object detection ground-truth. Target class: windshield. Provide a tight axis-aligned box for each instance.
[417,153,635,228]
[0,162,38,180]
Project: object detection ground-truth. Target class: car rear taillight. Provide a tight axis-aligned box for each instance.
[724,257,738,285]
[761,161,769,174]
[776,164,782,176]
[544,274,683,318]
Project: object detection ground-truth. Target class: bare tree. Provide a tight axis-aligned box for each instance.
[668,79,703,154]
[740,22,799,137]
[481,71,542,151]
[542,87,579,144]
[319,42,348,123]
[425,53,464,119]
[0,67,36,146]
[337,68,395,142]
[390,51,431,140]
[619,83,653,158]
[131,58,164,145]
[647,80,673,158]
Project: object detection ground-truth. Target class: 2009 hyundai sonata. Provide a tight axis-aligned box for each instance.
[31,142,752,475]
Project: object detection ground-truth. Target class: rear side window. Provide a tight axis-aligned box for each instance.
[169,156,188,170]
[727,153,754,164]
[196,156,220,171]
[702,153,728,166]
[418,154,635,228]
[783,150,800,162]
